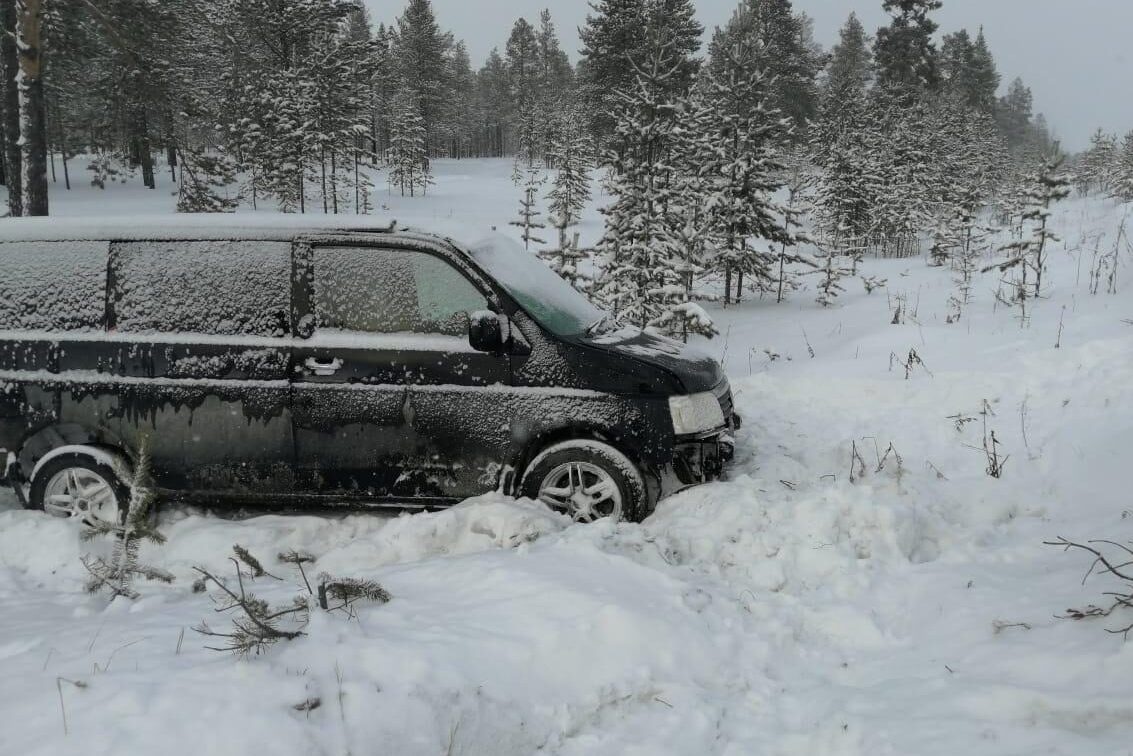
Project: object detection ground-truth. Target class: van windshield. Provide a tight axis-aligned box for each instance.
[467,234,607,337]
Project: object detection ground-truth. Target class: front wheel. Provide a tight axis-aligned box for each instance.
[521,441,649,523]
[28,453,129,528]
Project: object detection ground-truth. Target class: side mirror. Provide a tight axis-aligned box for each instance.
[469,311,504,354]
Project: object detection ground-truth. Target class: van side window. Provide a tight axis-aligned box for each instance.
[0,241,108,332]
[110,241,291,337]
[314,247,488,337]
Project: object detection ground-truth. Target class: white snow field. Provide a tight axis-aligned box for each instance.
[1,159,1132,755]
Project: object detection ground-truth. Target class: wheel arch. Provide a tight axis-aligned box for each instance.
[17,423,134,483]
[509,423,659,505]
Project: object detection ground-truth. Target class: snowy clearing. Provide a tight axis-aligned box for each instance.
[1,161,1132,755]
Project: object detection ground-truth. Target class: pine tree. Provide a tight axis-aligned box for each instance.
[388,89,431,196]
[665,82,719,331]
[874,0,943,99]
[967,28,1000,113]
[447,42,477,159]
[702,37,796,302]
[997,77,1035,153]
[534,10,574,164]
[506,17,540,165]
[579,0,649,141]
[987,154,1072,300]
[1080,129,1119,196]
[1115,131,1133,201]
[542,114,593,286]
[868,97,937,257]
[824,12,873,96]
[595,32,714,338]
[395,0,454,155]
[510,168,546,249]
[813,13,877,255]
[579,0,701,142]
[371,24,398,161]
[475,49,510,158]
[708,0,823,137]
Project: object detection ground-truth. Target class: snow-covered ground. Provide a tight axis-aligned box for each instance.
[1,160,1132,755]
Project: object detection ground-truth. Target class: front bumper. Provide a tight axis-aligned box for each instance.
[671,430,735,486]
[668,378,740,489]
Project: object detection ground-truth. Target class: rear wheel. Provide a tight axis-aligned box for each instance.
[521,441,648,523]
[29,454,129,528]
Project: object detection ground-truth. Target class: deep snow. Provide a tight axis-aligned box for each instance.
[0,159,1131,755]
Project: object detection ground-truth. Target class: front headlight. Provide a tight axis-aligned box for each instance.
[668,392,725,436]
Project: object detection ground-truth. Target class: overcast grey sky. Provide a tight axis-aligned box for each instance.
[365,1,1133,151]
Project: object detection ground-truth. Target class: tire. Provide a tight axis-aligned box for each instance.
[28,452,130,528]
[520,440,649,523]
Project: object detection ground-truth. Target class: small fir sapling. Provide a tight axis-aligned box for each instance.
[81,442,174,601]
[946,196,992,322]
[861,274,887,294]
[806,252,853,307]
[541,127,594,287]
[87,152,124,189]
[510,168,547,250]
[176,148,240,213]
[774,151,819,303]
[929,220,958,267]
[984,154,1072,300]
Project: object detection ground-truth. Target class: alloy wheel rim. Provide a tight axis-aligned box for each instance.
[538,461,622,523]
[42,467,121,526]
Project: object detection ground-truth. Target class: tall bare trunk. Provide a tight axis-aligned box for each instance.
[16,0,47,216]
[1,0,21,215]
[330,149,338,215]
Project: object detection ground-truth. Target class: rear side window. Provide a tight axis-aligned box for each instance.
[111,241,291,337]
[313,247,488,337]
[0,241,108,332]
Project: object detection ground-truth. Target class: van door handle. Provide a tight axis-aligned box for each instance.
[304,357,343,376]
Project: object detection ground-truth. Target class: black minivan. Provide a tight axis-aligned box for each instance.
[0,217,736,525]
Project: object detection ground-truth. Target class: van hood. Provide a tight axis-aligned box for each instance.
[582,326,724,394]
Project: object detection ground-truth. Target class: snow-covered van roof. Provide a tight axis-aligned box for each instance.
[0,214,412,243]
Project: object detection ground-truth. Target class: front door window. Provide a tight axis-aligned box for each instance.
[312,246,488,339]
